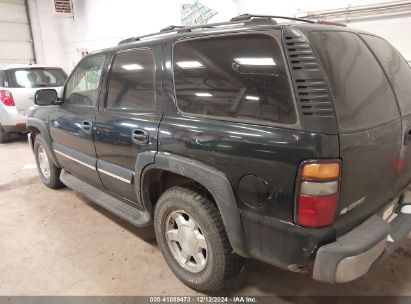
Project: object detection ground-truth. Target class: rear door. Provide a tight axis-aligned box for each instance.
[160,30,340,227]
[94,46,162,204]
[360,34,411,192]
[49,54,107,185]
[308,31,402,235]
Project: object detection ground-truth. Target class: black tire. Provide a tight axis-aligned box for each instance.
[34,134,64,189]
[154,185,243,293]
[0,126,11,143]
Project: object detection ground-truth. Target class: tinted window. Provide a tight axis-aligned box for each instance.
[361,34,411,115]
[106,49,155,111]
[173,34,296,125]
[64,54,106,106]
[0,71,4,87]
[309,31,399,132]
[6,68,66,88]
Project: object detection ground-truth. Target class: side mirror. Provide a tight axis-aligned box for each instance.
[34,89,59,106]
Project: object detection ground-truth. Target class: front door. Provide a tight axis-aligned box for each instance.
[94,47,162,204]
[49,53,107,185]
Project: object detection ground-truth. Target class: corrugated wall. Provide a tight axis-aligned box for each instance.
[297,1,411,63]
[0,0,35,68]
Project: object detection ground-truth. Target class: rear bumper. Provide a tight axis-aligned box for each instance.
[241,197,411,282]
[0,106,26,133]
[2,123,26,133]
[240,210,335,270]
[313,211,411,283]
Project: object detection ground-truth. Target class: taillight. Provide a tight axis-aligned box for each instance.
[0,90,15,106]
[296,160,341,227]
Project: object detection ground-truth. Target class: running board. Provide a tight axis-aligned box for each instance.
[60,169,152,227]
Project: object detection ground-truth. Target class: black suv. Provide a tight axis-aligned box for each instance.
[27,14,411,292]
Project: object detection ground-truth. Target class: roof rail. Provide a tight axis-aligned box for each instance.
[231,14,347,27]
[160,25,186,32]
[231,14,315,24]
[118,20,244,45]
[118,14,314,46]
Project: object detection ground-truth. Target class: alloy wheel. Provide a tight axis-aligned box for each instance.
[165,210,208,273]
[37,145,50,180]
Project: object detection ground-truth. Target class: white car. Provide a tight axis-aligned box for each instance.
[0,64,67,143]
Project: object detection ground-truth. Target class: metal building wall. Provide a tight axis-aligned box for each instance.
[0,0,35,68]
[298,1,411,63]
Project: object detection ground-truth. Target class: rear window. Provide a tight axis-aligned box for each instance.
[173,34,297,125]
[361,34,411,116]
[309,31,399,132]
[6,68,67,88]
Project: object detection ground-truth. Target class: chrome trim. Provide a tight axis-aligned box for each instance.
[97,168,132,184]
[54,149,96,170]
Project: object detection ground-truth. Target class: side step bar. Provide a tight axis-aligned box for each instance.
[60,169,152,227]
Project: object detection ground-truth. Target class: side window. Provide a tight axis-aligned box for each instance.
[64,54,106,106]
[361,34,411,115]
[106,49,155,111]
[308,31,399,132]
[0,71,4,87]
[173,34,297,125]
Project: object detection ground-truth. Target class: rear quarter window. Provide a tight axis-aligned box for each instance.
[361,34,411,116]
[173,33,297,126]
[308,31,399,132]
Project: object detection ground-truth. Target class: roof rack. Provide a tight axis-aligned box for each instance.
[231,13,347,26]
[118,13,316,45]
[230,13,315,24]
[160,25,186,32]
[118,20,246,45]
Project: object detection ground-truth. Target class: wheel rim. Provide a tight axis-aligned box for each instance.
[37,145,50,180]
[165,210,208,273]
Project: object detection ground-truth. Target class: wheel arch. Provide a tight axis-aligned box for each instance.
[139,152,249,257]
[27,117,60,167]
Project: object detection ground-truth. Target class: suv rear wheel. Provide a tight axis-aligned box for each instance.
[34,134,64,189]
[154,185,243,293]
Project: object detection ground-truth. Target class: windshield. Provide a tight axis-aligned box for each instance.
[6,68,67,88]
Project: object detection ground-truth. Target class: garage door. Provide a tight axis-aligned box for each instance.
[0,0,34,68]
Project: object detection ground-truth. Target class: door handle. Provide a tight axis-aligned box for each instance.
[132,128,149,144]
[82,120,92,133]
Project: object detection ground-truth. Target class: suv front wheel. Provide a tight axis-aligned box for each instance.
[154,185,243,293]
[34,134,64,189]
